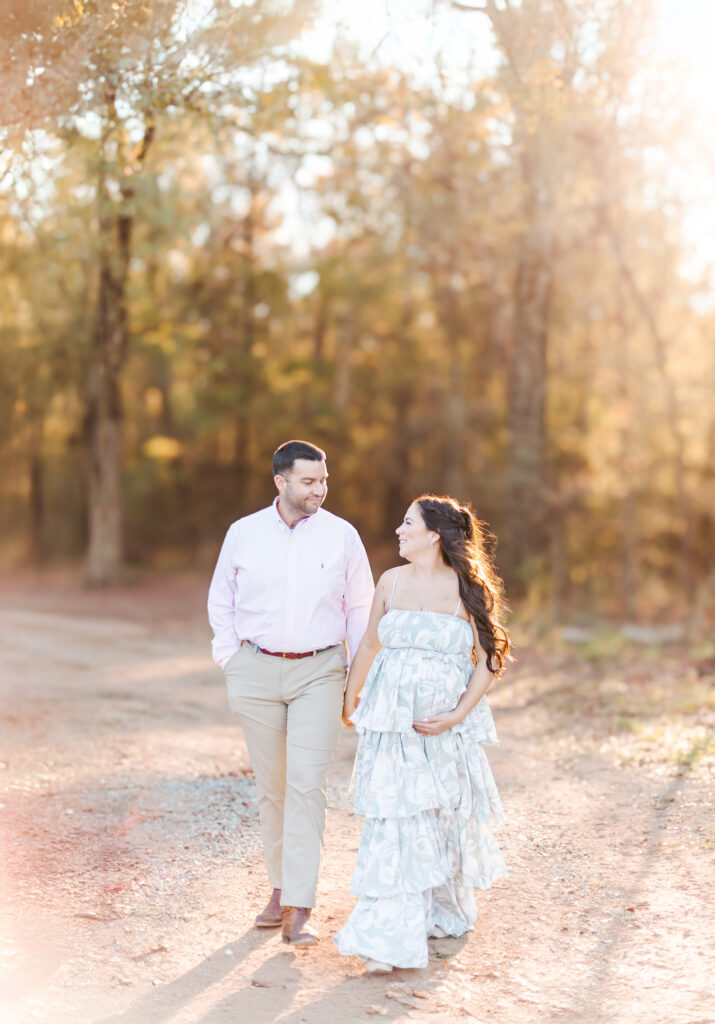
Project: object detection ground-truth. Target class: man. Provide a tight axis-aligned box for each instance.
[207,440,374,946]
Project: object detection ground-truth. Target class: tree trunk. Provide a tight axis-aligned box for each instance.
[504,181,554,584]
[435,269,465,498]
[86,243,130,584]
[475,0,559,587]
[28,418,44,562]
[384,148,418,529]
[384,277,416,532]
[313,297,328,362]
[383,383,413,535]
[86,400,123,584]
[333,314,353,412]
[85,106,134,584]
[233,180,258,497]
[606,217,692,606]
[615,281,640,619]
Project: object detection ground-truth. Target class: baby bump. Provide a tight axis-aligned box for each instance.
[412,687,465,721]
[406,655,470,721]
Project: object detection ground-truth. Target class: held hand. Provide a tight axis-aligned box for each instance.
[412,711,459,736]
[342,694,360,728]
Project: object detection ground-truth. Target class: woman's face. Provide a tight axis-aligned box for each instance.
[396,503,438,561]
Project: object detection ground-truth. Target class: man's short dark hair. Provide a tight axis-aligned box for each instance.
[272,440,326,477]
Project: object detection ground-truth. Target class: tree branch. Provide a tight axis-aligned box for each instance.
[135,120,155,165]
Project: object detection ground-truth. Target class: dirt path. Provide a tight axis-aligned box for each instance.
[1,573,713,1024]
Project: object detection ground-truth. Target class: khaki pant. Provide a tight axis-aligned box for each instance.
[224,642,346,908]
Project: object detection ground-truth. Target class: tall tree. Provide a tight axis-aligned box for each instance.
[3,0,316,582]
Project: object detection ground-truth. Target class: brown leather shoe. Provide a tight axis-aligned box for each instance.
[255,888,283,928]
[281,906,318,946]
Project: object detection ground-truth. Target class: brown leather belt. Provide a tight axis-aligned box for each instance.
[246,641,334,660]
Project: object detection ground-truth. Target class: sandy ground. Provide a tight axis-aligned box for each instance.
[0,572,713,1024]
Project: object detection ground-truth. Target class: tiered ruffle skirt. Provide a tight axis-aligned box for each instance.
[334,650,506,969]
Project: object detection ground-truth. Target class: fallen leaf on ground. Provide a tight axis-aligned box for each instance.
[130,945,167,961]
[385,985,420,1009]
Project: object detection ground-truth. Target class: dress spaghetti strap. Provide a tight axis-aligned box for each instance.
[389,567,401,610]
[454,595,462,617]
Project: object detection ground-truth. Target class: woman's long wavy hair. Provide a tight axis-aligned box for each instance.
[416,494,511,675]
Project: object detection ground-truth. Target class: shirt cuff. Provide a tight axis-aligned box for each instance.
[218,646,241,669]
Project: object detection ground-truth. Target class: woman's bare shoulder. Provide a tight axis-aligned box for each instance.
[374,565,403,593]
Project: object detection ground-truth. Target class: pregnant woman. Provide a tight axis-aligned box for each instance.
[334,494,510,973]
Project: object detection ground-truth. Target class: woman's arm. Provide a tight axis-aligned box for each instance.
[342,570,392,726]
[413,619,494,737]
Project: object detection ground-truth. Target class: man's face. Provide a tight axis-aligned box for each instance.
[275,459,328,518]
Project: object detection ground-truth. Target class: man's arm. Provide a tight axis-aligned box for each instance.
[343,528,375,663]
[207,523,241,667]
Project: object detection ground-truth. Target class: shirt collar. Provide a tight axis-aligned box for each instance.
[271,496,284,524]
[272,496,321,531]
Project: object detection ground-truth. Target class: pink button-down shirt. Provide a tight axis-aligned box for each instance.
[207,499,375,667]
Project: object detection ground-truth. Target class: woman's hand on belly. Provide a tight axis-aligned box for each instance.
[412,709,459,736]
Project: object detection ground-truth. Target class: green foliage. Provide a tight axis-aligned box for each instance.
[0,0,713,618]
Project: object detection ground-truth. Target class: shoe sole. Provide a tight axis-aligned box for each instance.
[255,919,282,928]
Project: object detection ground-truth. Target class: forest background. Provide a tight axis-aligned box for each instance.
[2,0,714,631]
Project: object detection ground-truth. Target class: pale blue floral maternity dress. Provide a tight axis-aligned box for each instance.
[334,583,507,969]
